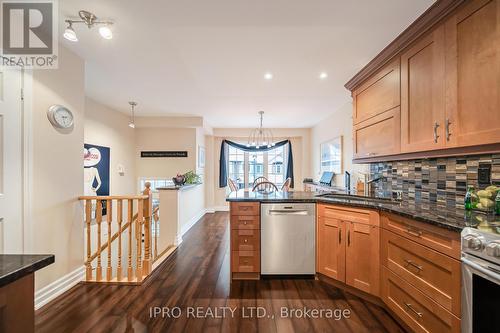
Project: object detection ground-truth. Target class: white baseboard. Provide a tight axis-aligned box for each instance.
[176,208,208,245]
[212,205,229,212]
[35,266,84,310]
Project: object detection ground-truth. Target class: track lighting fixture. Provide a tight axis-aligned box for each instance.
[64,10,114,42]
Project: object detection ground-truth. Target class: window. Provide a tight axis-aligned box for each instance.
[227,144,287,190]
[267,147,285,186]
[228,146,245,189]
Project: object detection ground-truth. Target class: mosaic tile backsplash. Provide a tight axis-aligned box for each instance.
[369,154,500,209]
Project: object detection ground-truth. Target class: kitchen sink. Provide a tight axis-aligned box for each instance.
[316,193,400,205]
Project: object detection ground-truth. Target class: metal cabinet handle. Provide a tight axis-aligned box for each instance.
[405,227,422,238]
[339,229,342,244]
[347,229,351,247]
[445,119,451,141]
[243,221,248,225]
[404,259,423,271]
[404,302,423,318]
[433,122,440,143]
[244,238,248,243]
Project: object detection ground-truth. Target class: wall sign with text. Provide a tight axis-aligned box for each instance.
[141,151,188,158]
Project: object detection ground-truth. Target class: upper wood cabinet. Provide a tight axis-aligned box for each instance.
[353,106,401,159]
[347,0,500,161]
[352,59,400,125]
[401,25,446,152]
[444,0,500,147]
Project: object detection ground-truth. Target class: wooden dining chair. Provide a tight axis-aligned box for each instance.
[253,176,269,187]
[252,181,278,193]
[281,178,292,192]
[228,178,238,192]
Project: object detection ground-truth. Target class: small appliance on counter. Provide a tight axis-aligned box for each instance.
[319,171,334,186]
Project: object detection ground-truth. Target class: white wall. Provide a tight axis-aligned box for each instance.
[29,46,85,290]
[84,97,136,195]
[135,127,197,179]
[310,102,368,188]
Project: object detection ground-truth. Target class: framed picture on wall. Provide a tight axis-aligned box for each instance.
[320,136,342,175]
[198,145,205,168]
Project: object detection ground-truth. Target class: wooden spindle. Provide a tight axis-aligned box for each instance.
[95,200,103,282]
[154,210,158,260]
[117,199,123,281]
[136,198,144,282]
[85,200,92,281]
[127,199,133,282]
[142,183,152,274]
[106,200,113,281]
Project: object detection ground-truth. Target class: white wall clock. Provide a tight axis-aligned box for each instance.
[47,105,74,129]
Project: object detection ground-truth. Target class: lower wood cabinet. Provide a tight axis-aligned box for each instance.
[382,267,461,333]
[230,202,260,280]
[317,204,380,296]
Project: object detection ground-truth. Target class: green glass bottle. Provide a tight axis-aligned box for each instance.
[465,186,475,211]
[496,191,500,215]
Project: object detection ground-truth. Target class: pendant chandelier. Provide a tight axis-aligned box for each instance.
[247,111,275,149]
[128,101,137,128]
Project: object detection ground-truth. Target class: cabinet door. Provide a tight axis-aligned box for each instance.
[401,25,446,152]
[353,106,401,159]
[445,0,500,147]
[353,59,400,124]
[345,222,380,296]
[317,216,345,282]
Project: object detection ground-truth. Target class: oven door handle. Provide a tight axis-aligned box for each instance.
[462,257,500,284]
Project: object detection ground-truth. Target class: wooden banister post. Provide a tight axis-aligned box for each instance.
[106,200,113,281]
[142,182,152,275]
[136,198,144,282]
[117,199,123,281]
[85,200,92,281]
[95,200,103,282]
[127,199,133,282]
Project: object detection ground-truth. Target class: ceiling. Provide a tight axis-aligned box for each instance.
[60,0,435,128]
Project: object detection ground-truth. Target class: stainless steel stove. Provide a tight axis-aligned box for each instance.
[461,219,500,333]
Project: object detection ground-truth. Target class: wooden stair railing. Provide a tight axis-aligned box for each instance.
[79,183,160,284]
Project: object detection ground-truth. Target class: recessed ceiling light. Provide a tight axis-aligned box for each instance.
[264,72,273,80]
[319,72,328,79]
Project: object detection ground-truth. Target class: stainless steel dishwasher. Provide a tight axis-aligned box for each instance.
[261,203,316,275]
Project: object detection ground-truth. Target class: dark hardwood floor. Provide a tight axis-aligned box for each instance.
[35,212,406,333]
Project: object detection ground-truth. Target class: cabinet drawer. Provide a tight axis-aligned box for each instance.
[231,229,260,252]
[382,230,461,316]
[353,58,400,124]
[382,267,460,333]
[230,215,260,230]
[353,107,401,159]
[230,202,260,216]
[381,212,460,259]
[317,204,379,226]
[231,251,260,273]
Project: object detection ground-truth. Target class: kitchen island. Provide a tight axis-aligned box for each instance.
[226,189,496,333]
[0,254,54,333]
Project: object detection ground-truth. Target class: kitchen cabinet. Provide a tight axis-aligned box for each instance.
[352,59,400,125]
[345,220,380,296]
[348,0,500,161]
[230,202,260,280]
[401,25,446,152]
[317,204,380,296]
[353,106,401,159]
[444,0,500,147]
[317,215,345,281]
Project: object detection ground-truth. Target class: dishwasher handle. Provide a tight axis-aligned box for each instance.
[268,210,310,216]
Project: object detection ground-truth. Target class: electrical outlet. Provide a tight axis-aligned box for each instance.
[478,164,492,187]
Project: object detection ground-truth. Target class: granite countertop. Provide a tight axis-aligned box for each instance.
[0,254,55,288]
[226,190,500,232]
